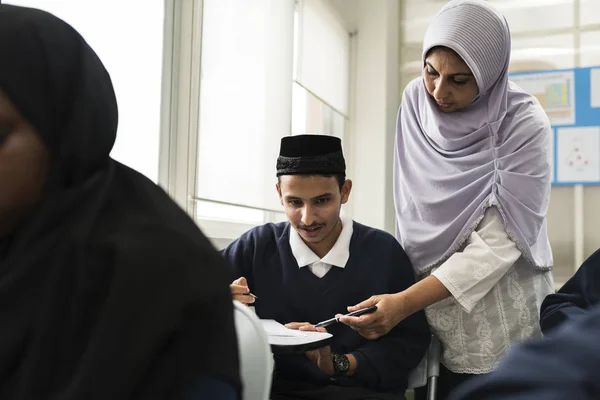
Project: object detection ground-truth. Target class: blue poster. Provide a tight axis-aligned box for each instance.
[510,67,600,185]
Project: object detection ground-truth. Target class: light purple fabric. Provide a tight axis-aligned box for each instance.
[394,0,553,275]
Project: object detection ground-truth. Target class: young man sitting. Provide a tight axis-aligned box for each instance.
[224,134,430,400]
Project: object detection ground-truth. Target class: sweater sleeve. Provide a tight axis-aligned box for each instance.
[540,248,600,334]
[349,238,430,390]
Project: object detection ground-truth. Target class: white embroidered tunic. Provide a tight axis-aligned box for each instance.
[426,207,554,374]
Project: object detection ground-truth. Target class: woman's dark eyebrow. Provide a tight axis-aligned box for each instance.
[450,72,474,77]
[425,61,473,77]
[425,61,438,73]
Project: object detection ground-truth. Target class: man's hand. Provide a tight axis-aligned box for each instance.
[305,344,335,376]
[230,277,255,305]
[285,322,335,376]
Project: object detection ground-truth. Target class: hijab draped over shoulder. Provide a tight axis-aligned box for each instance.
[0,5,240,399]
[394,0,553,276]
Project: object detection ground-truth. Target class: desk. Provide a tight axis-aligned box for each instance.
[269,335,332,355]
[261,319,333,355]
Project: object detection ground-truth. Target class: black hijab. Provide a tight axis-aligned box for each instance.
[0,5,240,399]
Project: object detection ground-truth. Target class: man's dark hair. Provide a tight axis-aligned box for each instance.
[278,173,346,191]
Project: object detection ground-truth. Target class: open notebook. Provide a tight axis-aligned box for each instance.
[261,319,332,346]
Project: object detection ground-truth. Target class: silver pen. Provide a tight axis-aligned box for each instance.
[314,305,378,328]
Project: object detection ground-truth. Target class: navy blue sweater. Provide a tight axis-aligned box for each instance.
[222,221,430,395]
[540,248,600,334]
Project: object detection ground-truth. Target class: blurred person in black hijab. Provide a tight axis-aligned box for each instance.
[0,4,240,399]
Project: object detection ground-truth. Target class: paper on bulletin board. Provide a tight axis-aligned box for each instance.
[590,68,600,108]
[556,126,600,183]
[511,70,575,126]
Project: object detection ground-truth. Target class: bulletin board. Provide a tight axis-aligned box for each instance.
[510,67,600,185]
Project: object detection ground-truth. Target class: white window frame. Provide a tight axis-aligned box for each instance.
[159,0,202,216]
[159,0,352,240]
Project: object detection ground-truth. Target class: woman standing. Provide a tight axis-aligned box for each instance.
[340,1,555,398]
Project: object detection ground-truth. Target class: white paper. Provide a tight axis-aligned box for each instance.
[261,319,332,346]
[267,334,331,346]
[556,126,600,182]
[591,69,600,108]
[550,127,555,183]
[261,320,306,337]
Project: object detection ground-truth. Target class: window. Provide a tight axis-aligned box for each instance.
[195,0,350,236]
[291,83,345,138]
[295,0,350,116]
[195,0,295,222]
[292,0,349,141]
[5,0,165,182]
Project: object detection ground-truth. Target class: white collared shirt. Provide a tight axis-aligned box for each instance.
[288,212,353,278]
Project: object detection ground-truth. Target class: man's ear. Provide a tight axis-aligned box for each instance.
[340,179,352,204]
[276,183,283,206]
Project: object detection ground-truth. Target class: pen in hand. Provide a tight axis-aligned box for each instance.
[230,277,257,304]
[314,306,377,328]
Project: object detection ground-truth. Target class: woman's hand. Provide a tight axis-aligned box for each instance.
[339,276,452,339]
[338,293,408,339]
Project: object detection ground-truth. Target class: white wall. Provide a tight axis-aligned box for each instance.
[341,0,400,233]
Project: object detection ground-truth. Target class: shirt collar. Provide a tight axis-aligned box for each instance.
[289,211,353,268]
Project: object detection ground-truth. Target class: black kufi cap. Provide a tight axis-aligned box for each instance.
[276,134,346,176]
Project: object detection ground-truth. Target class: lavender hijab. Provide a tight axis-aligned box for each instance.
[394,0,553,276]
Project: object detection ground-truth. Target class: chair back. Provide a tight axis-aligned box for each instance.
[233,301,273,400]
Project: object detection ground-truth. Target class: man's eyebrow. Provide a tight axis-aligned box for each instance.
[312,193,333,200]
